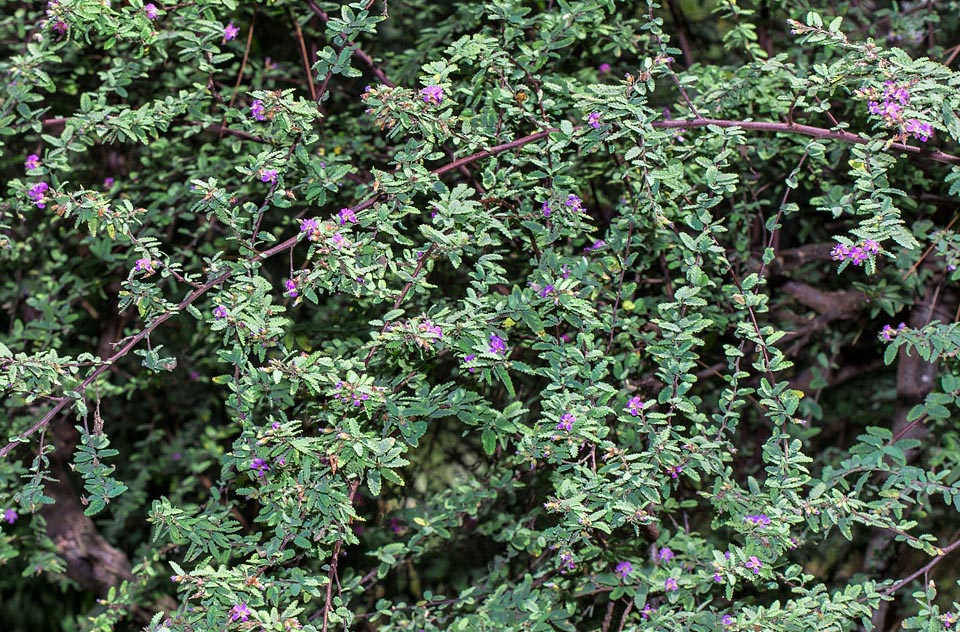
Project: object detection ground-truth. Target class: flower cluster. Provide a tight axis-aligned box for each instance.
[2,508,17,524]
[664,577,679,591]
[417,319,443,346]
[614,560,632,578]
[587,111,601,129]
[28,182,50,208]
[213,305,228,319]
[745,513,770,526]
[667,465,683,478]
[744,555,762,574]
[541,201,552,218]
[284,279,298,298]
[260,169,278,184]
[658,547,674,561]
[420,85,443,105]
[944,612,957,628]
[556,413,575,432]
[25,154,40,170]
[831,239,880,266]
[864,80,933,143]
[333,381,374,406]
[565,194,584,213]
[144,3,159,19]
[880,322,907,342]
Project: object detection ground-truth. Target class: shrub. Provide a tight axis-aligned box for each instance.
[3,1,960,630]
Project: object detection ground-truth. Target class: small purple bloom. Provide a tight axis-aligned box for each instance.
[598,63,612,73]
[626,396,644,416]
[745,514,771,526]
[223,21,239,41]
[463,353,476,373]
[250,99,266,121]
[556,413,575,432]
[641,603,653,619]
[229,602,251,622]
[722,614,734,626]
[658,547,674,561]
[331,233,346,248]
[284,279,298,298]
[538,284,554,298]
[831,243,850,261]
[587,111,601,129]
[881,322,907,342]
[713,572,723,582]
[144,3,158,19]
[250,458,269,477]
[489,333,507,355]
[541,201,552,218]
[213,305,228,319]
[2,509,17,524]
[338,207,357,224]
[565,194,583,213]
[863,239,880,254]
[614,560,633,578]
[745,555,762,574]
[905,119,933,142]
[103,177,115,188]
[847,246,868,266]
[260,169,278,184]
[664,577,679,591]
[25,154,40,170]
[28,182,50,208]
[420,85,443,105]
[134,258,156,273]
[668,465,683,478]
[300,217,321,241]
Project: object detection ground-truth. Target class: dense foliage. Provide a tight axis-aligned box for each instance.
[3,0,960,630]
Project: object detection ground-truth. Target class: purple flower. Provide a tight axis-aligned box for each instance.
[541,201,552,217]
[614,560,633,578]
[250,99,266,121]
[144,3,158,19]
[847,246,868,266]
[881,322,907,342]
[463,354,476,373]
[587,111,601,129]
[331,233,346,248]
[626,396,644,416]
[905,119,933,142]
[213,305,228,319]
[337,207,357,224]
[668,465,683,478]
[418,319,443,339]
[260,169,277,184]
[831,243,850,261]
[300,217,321,241]
[713,572,723,582]
[420,85,443,105]
[537,284,554,298]
[745,555,762,574]
[565,194,583,213]
[223,21,239,41]
[664,577,679,591]
[598,63,612,73]
[489,333,507,355]
[745,514,770,526]
[134,258,156,273]
[722,614,734,626]
[556,413,575,432]
[658,547,674,561]
[883,81,910,105]
[641,603,653,619]
[229,602,251,622]
[584,239,606,253]
[284,279,298,298]
[2,509,17,524]
[250,458,269,477]
[103,177,115,188]
[863,239,880,254]
[28,182,50,208]
[51,19,68,35]
[25,154,40,170]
